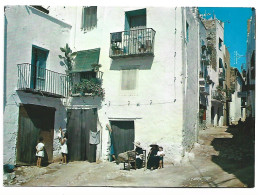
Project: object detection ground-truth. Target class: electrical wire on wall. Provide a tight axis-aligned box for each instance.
[104,99,177,107]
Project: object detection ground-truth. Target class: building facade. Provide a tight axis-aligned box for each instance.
[4,6,216,165]
[229,68,246,123]
[202,18,227,127]
[245,8,256,119]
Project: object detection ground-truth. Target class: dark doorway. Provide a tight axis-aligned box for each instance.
[16,104,55,165]
[110,121,135,158]
[217,107,220,125]
[67,109,97,162]
[211,106,214,125]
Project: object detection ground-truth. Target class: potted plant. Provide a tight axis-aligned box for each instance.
[138,43,146,53]
[91,63,102,72]
[206,75,213,84]
[111,42,121,55]
[72,78,105,99]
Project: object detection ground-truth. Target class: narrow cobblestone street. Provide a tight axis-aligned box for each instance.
[4,125,254,187]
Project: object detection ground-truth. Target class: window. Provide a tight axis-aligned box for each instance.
[186,22,189,42]
[121,69,137,91]
[219,58,223,68]
[125,9,146,31]
[219,38,223,50]
[80,71,96,81]
[81,6,97,31]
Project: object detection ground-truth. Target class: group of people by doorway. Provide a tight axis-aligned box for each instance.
[114,141,165,170]
[36,124,166,170]
[35,127,68,167]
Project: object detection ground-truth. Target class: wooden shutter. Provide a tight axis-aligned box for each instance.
[121,69,137,90]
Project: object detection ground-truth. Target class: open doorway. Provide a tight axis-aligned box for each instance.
[211,106,214,125]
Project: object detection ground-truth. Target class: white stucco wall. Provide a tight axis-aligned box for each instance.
[4,6,201,165]
[229,77,243,122]
[203,19,225,127]
[182,8,199,151]
[246,9,256,118]
[50,6,199,163]
[4,5,71,164]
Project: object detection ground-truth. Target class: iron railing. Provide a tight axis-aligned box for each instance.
[110,28,156,58]
[219,68,225,81]
[212,90,225,102]
[17,63,70,97]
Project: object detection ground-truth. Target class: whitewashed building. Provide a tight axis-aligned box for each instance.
[202,18,227,127]
[4,6,204,165]
[245,8,256,119]
[229,68,246,123]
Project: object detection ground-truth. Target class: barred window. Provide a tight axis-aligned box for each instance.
[81,6,97,31]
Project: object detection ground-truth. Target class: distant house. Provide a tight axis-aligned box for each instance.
[200,18,229,127]
[245,8,256,119]
[229,68,246,123]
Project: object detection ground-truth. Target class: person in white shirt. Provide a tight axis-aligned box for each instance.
[60,131,68,164]
[36,137,44,167]
[157,146,165,169]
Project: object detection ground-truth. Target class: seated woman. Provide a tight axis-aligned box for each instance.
[147,143,159,170]
[132,141,144,169]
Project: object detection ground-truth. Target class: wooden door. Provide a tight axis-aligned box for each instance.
[16,104,55,165]
[110,121,135,158]
[67,109,97,162]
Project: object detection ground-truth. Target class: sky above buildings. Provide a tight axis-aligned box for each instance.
[198,7,252,72]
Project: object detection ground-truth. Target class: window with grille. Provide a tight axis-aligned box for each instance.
[81,6,97,31]
[80,71,96,81]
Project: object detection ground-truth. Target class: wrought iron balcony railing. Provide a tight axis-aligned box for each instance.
[109,28,156,58]
[17,63,70,98]
[212,90,225,102]
[219,68,225,81]
[200,84,210,95]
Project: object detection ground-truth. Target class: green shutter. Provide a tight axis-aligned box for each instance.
[71,48,100,73]
[125,8,146,32]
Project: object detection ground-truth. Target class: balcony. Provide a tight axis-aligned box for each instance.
[17,63,70,98]
[199,71,205,85]
[212,90,225,102]
[201,45,210,66]
[201,54,210,66]
[200,84,210,95]
[219,68,225,81]
[109,28,156,58]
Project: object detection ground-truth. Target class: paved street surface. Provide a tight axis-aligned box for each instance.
[5,126,254,187]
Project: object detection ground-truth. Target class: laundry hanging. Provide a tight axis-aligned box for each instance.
[89,130,100,145]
